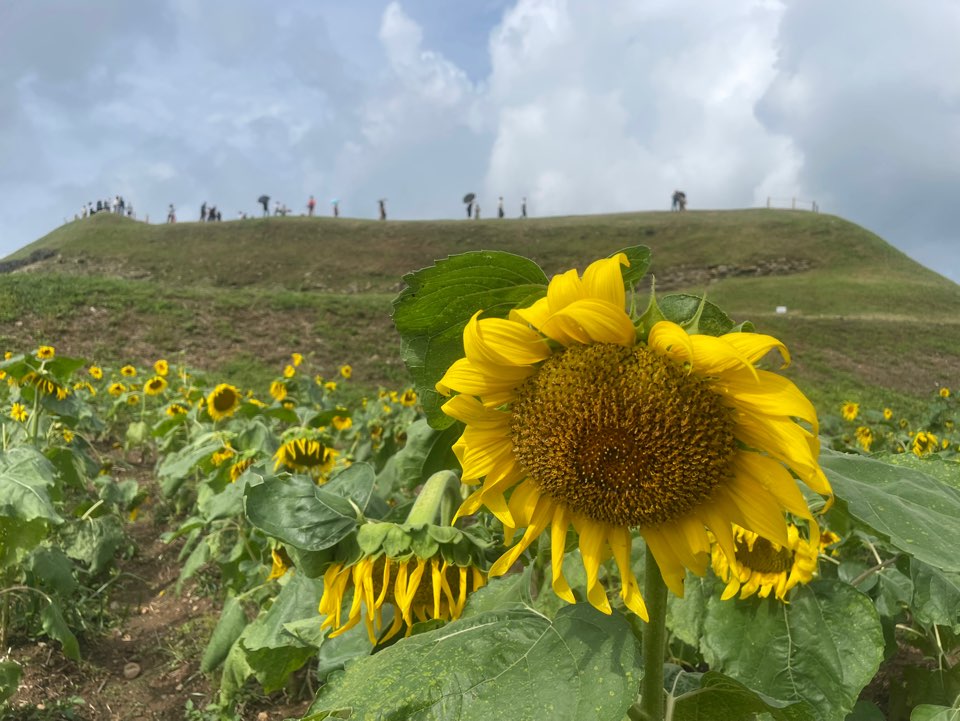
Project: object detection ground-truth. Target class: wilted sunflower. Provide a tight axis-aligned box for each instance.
[855,426,873,452]
[913,431,939,457]
[267,548,292,580]
[711,524,821,602]
[121,365,137,377]
[273,437,337,476]
[154,359,169,377]
[840,402,859,421]
[144,376,168,395]
[229,457,255,482]
[437,253,831,618]
[206,384,240,421]
[36,345,55,360]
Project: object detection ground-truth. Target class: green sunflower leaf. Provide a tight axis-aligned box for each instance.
[304,605,641,721]
[0,446,62,523]
[671,671,816,721]
[375,418,462,494]
[821,452,960,572]
[0,661,22,705]
[657,293,738,336]
[614,245,652,288]
[670,578,883,721]
[393,251,549,429]
[910,559,960,632]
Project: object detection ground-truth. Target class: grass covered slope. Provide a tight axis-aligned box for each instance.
[2,209,959,410]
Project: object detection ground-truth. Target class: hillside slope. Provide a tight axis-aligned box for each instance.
[2,209,959,411]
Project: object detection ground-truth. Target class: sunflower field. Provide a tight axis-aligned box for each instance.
[1,245,959,721]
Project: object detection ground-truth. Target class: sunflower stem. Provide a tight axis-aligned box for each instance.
[639,544,668,721]
[405,471,462,526]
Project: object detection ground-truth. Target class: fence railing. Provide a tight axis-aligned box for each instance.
[766,197,819,213]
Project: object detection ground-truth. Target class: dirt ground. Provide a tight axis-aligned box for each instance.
[3,455,312,721]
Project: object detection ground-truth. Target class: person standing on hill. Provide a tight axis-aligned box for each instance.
[498,196,504,218]
[521,197,527,218]
[378,199,387,221]
[474,203,481,220]
[167,204,176,223]
[332,200,340,217]
[307,195,316,216]
[200,202,207,222]
[259,195,270,216]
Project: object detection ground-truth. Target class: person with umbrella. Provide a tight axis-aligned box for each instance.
[463,192,475,219]
[258,194,270,216]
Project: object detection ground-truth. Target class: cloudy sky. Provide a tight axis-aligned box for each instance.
[2,0,959,279]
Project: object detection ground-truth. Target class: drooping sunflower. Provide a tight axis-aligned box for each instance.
[840,402,859,422]
[711,524,821,602]
[855,426,873,452]
[229,457,255,482]
[436,253,832,618]
[267,547,292,581]
[144,375,168,396]
[206,383,241,421]
[154,359,169,377]
[273,437,337,477]
[913,431,939,457]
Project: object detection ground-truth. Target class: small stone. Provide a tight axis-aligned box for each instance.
[257,713,269,721]
[123,662,141,679]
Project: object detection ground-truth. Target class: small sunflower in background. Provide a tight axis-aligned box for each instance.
[120,365,137,377]
[269,380,287,402]
[291,352,304,367]
[266,547,292,581]
[283,364,296,379]
[89,365,103,380]
[166,402,189,416]
[883,407,893,421]
[229,456,255,482]
[144,376,168,396]
[940,387,951,399]
[711,524,821,602]
[274,436,337,478]
[10,403,28,422]
[912,431,939,457]
[855,426,873,452]
[437,253,831,618]
[206,383,241,421]
[108,382,126,397]
[324,381,337,393]
[339,364,352,379]
[840,402,859,422]
[154,359,169,377]
[399,389,418,407]
[36,345,55,360]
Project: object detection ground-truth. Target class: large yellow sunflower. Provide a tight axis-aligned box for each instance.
[273,437,338,477]
[436,253,832,619]
[206,383,241,421]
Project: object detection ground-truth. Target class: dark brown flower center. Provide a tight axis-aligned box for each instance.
[511,342,736,527]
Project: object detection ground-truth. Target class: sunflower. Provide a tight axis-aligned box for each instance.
[108,382,126,397]
[339,364,352,379]
[62,429,75,443]
[166,402,189,416]
[266,548,292,581]
[840,402,859,421]
[126,394,140,405]
[711,524,820,602]
[273,437,338,476]
[120,365,137,377]
[400,389,418,407]
[940,387,951,399]
[913,431,939,457]
[269,380,287,402]
[211,447,236,467]
[154,359,169,377]
[854,426,873,451]
[283,364,296,379]
[332,415,352,432]
[436,253,831,618]
[320,551,485,645]
[10,403,28,423]
[89,365,103,380]
[206,383,241,421]
[325,381,338,392]
[291,352,304,367]
[883,407,893,421]
[144,376,168,395]
[229,457,255,482]
[36,345,55,360]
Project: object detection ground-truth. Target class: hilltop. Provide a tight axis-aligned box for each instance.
[2,209,959,412]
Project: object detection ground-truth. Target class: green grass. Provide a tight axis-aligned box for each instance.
[2,208,958,412]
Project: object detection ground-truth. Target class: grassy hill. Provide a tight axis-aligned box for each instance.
[2,209,958,414]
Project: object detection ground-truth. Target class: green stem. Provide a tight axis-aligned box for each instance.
[639,544,668,721]
[405,471,462,526]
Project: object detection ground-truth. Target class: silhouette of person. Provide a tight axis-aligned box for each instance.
[498,196,504,219]
[200,202,207,222]
[521,197,527,218]
[307,195,316,216]
[378,199,387,221]
[332,200,339,218]
[167,204,176,223]
[466,201,473,218]
[259,195,270,216]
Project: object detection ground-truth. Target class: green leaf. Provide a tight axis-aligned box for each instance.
[822,452,960,572]
[376,419,462,494]
[0,518,49,569]
[911,703,960,721]
[0,446,62,523]
[0,661,21,705]
[244,468,371,552]
[305,604,641,721]
[63,515,126,575]
[616,245,652,288]
[26,547,78,596]
[156,437,224,497]
[41,601,80,661]
[911,560,960,632]
[693,580,883,721]
[671,671,816,721]
[658,294,738,336]
[201,595,248,673]
[393,251,548,429]
[197,475,248,521]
